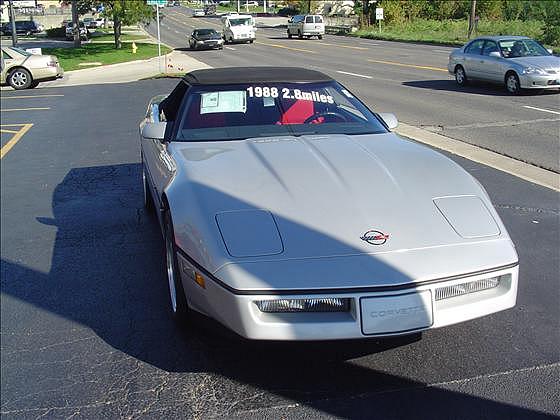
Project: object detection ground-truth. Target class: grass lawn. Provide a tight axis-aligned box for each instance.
[89,32,146,42]
[353,19,559,52]
[42,43,172,71]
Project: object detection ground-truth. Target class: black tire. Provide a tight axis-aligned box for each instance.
[318,34,323,39]
[29,81,40,89]
[8,68,32,90]
[298,30,303,39]
[249,39,253,43]
[287,31,292,39]
[505,71,521,95]
[454,65,467,87]
[163,208,190,323]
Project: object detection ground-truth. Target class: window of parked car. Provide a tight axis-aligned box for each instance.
[482,40,499,56]
[315,16,323,23]
[499,39,551,58]
[2,49,13,59]
[10,47,32,57]
[174,81,388,142]
[305,16,313,23]
[465,39,485,55]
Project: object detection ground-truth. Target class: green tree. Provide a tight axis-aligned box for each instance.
[100,0,154,49]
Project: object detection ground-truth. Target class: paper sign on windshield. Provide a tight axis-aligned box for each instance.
[201,91,247,114]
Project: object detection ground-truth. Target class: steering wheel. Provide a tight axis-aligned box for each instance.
[303,111,347,124]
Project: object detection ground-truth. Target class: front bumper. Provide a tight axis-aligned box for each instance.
[520,73,560,89]
[197,40,223,49]
[179,254,518,340]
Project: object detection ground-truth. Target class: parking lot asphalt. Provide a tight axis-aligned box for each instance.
[1,81,559,419]
[144,6,560,173]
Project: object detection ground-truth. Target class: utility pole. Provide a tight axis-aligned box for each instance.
[307,0,311,13]
[237,0,240,13]
[71,0,81,47]
[8,0,17,46]
[467,0,477,39]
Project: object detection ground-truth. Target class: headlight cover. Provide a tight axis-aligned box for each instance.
[522,66,546,75]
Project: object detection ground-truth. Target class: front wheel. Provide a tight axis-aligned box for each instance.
[298,30,303,39]
[163,209,190,323]
[249,39,253,43]
[8,68,32,90]
[318,34,323,39]
[454,65,467,87]
[505,72,521,95]
[287,31,292,39]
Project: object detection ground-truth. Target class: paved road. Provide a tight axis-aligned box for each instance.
[144,6,560,172]
[1,79,559,418]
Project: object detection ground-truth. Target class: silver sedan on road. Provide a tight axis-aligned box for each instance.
[448,36,560,94]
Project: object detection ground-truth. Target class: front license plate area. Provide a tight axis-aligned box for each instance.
[360,291,433,335]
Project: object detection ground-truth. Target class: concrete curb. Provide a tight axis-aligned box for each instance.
[395,123,560,192]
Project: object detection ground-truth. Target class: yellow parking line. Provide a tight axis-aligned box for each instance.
[367,59,447,72]
[1,94,64,99]
[0,123,33,159]
[0,129,19,134]
[1,107,51,112]
[255,41,317,54]
[292,39,368,50]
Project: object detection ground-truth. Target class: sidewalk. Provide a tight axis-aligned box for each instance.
[40,50,210,87]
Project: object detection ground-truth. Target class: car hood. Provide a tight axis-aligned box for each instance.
[166,133,516,290]
[510,55,560,70]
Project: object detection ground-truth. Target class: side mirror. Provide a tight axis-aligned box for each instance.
[489,51,501,58]
[141,122,167,141]
[378,113,398,130]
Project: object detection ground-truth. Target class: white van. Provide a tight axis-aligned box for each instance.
[221,13,256,44]
[287,14,325,39]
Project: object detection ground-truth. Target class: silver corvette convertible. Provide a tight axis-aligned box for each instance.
[140,67,518,340]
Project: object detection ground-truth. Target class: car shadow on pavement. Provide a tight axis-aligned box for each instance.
[1,162,553,418]
[403,79,560,97]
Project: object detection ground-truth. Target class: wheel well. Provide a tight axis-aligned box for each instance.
[454,64,464,73]
[505,70,518,81]
[8,66,31,78]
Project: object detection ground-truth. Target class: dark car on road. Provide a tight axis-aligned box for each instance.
[1,20,43,36]
[188,28,224,50]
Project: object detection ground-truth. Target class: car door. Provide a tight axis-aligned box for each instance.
[462,39,485,79]
[479,40,503,82]
[141,102,174,212]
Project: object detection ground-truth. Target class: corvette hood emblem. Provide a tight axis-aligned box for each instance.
[360,230,389,245]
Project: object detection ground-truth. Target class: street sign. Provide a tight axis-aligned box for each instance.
[147,0,166,5]
[375,7,384,20]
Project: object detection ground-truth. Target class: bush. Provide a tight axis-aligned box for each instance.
[46,27,66,38]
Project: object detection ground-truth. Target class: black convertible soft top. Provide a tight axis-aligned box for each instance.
[183,67,333,85]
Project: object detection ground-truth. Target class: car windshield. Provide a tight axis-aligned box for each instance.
[9,47,32,57]
[229,18,251,26]
[196,29,216,36]
[176,81,388,142]
[499,39,550,58]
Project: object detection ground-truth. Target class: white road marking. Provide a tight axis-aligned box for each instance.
[523,105,560,115]
[225,46,236,50]
[360,42,379,46]
[432,49,452,53]
[336,70,372,79]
